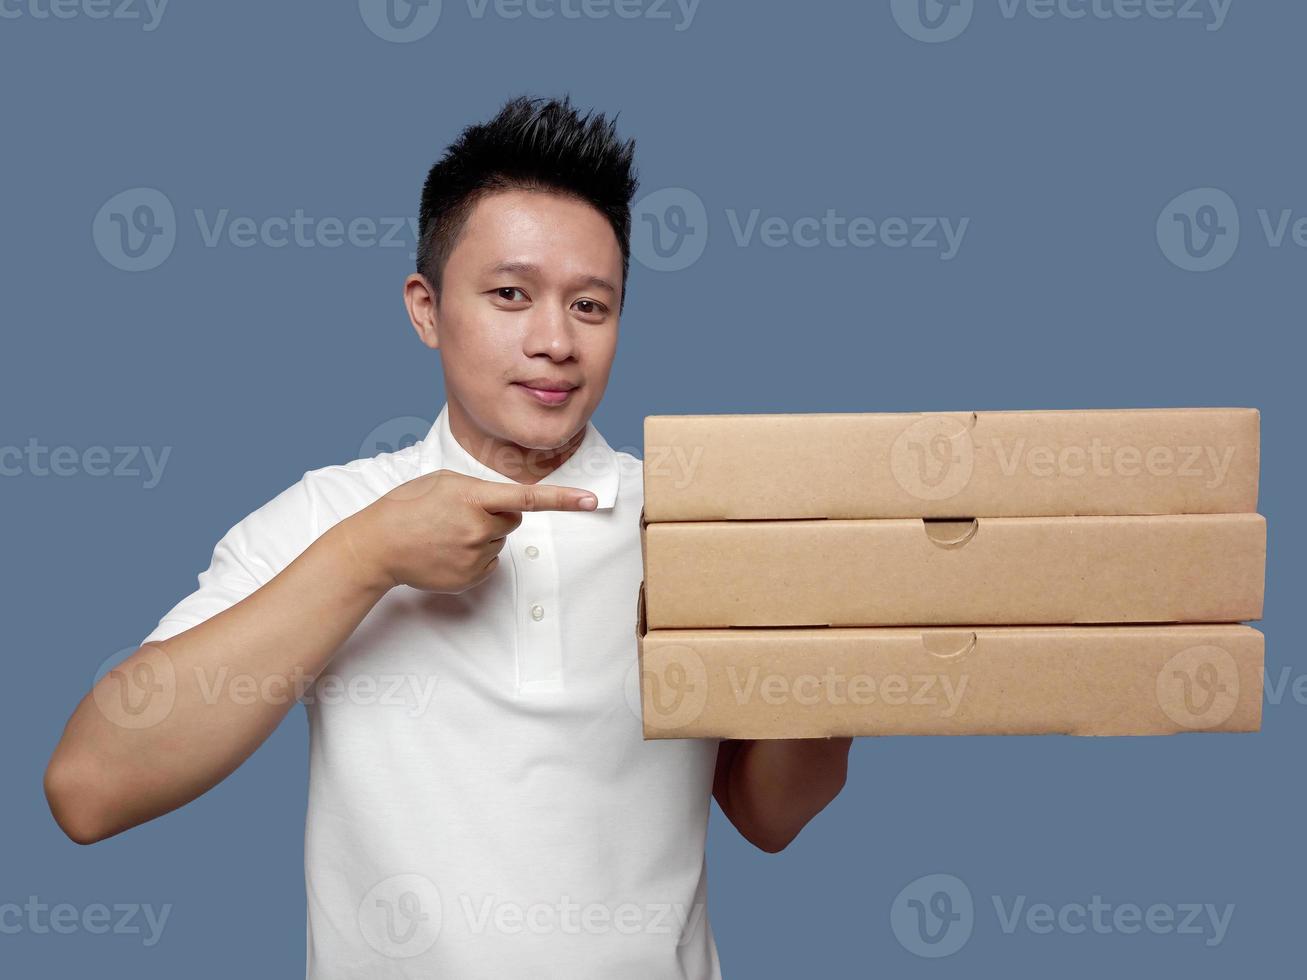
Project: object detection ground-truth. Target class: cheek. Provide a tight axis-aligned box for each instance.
[444,321,517,371]
[580,329,619,364]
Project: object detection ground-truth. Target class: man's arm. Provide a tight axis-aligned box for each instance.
[43,523,392,845]
[712,737,853,853]
[44,470,598,845]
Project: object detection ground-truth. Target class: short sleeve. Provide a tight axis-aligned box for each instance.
[140,476,321,645]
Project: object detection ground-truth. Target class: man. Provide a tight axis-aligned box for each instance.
[45,94,851,977]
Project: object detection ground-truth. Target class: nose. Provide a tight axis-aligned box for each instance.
[521,303,576,362]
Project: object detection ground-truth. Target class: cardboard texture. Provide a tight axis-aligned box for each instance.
[640,512,1266,628]
[634,586,1264,737]
[643,408,1261,521]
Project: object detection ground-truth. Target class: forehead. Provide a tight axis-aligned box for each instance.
[450,188,622,278]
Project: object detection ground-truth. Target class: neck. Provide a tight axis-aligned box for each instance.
[447,399,584,485]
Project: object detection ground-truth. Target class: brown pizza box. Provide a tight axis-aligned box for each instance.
[633,585,1264,738]
[640,512,1266,628]
[642,408,1260,521]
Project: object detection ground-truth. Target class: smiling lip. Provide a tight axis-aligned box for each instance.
[514,381,577,406]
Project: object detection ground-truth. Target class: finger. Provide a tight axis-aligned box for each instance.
[471,479,598,514]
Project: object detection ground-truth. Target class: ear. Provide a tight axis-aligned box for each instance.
[404,273,440,349]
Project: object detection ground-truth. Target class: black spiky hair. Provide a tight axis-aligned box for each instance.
[416,94,639,313]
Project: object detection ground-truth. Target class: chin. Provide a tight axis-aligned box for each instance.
[502,407,584,452]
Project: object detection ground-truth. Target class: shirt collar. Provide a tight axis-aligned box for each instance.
[419,401,621,510]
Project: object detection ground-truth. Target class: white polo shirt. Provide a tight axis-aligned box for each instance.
[141,402,724,979]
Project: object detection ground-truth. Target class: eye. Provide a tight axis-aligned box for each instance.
[573,298,608,317]
[494,287,528,302]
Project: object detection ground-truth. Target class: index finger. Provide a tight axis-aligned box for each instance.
[469,479,598,515]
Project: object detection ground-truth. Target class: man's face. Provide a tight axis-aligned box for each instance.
[409,188,622,470]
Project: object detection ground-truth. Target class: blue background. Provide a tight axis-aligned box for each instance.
[2,0,1299,975]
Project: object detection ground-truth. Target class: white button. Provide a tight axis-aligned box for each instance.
[529,603,544,621]
[525,545,539,559]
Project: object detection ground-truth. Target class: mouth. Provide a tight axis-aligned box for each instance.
[513,380,578,407]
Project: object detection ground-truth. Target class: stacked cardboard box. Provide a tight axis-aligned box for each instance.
[636,409,1266,738]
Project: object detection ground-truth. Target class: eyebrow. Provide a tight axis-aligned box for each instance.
[489,261,617,296]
